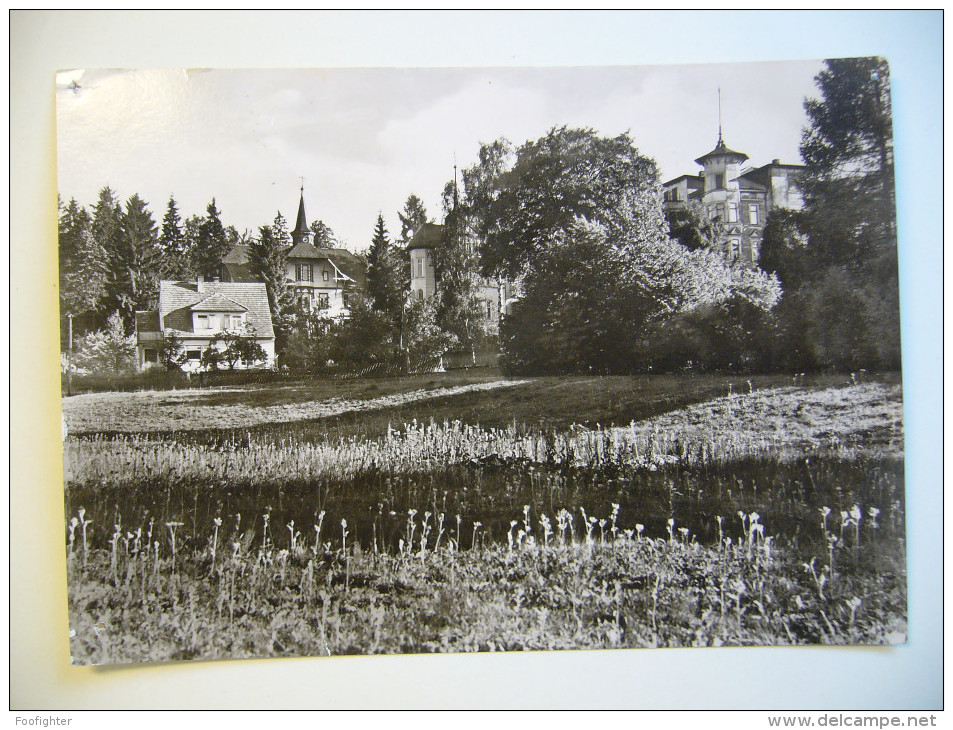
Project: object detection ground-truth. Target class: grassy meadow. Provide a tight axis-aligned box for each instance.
[61,370,907,663]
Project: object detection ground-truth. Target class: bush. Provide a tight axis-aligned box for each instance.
[69,312,136,376]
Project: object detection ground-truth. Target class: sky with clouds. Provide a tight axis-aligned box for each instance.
[57,60,824,251]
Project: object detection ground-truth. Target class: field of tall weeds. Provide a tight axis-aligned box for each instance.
[63,374,906,664]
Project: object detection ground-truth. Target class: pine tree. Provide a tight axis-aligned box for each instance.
[59,196,106,318]
[272,212,290,248]
[248,224,292,316]
[799,57,896,274]
[192,199,229,278]
[249,223,294,357]
[159,195,188,278]
[107,193,161,331]
[786,56,901,370]
[90,186,123,324]
[366,213,404,325]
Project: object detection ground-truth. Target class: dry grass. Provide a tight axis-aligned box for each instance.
[63,379,528,434]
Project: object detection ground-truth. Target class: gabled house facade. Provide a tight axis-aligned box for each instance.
[135,279,276,371]
[220,189,366,318]
[662,133,805,266]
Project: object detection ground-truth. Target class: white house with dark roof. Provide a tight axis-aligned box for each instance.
[661,133,805,266]
[135,279,276,371]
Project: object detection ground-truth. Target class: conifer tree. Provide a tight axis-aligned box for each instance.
[59,196,106,318]
[272,211,290,248]
[107,193,161,330]
[192,198,229,278]
[159,195,189,278]
[366,213,404,327]
[90,186,123,323]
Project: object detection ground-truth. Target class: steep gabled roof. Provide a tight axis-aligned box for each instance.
[324,248,367,288]
[190,293,248,312]
[158,280,275,338]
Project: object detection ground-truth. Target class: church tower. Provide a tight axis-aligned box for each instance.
[291,184,311,247]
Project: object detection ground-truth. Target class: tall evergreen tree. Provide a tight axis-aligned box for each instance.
[59,196,106,319]
[192,199,229,278]
[181,214,202,276]
[272,211,290,248]
[786,57,901,370]
[102,193,161,331]
[366,213,404,327]
[799,57,895,273]
[90,186,123,324]
[159,195,188,278]
[248,224,292,316]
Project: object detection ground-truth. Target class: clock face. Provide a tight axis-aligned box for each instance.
[301,233,310,244]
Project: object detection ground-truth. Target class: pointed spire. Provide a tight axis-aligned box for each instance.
[292,182,309,246]
[452,152,459,209]
[717,87,723,145]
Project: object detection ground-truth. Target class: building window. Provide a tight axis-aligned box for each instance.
[342,292,349,308]
[296,264,313,282]
[317,293,329,309]
[186,349,201,361]
[714,173,725,189]
[417,258,423,278]
[748,204,759,225]
[727,203,739,223]
[228,314,243,329]
[323,269,329,282]
[299,294,311,310]
[144,349,158,363]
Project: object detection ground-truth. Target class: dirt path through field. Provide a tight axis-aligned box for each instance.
[63,379,531,434]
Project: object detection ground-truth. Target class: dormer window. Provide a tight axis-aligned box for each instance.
[194,312,244,331]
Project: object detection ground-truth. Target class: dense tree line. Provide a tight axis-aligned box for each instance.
[61,57,899,379]
[59,191,249,336]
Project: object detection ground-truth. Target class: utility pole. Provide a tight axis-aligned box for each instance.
[66,313,73,397]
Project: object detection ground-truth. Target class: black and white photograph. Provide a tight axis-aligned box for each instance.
[54,57,909,666]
